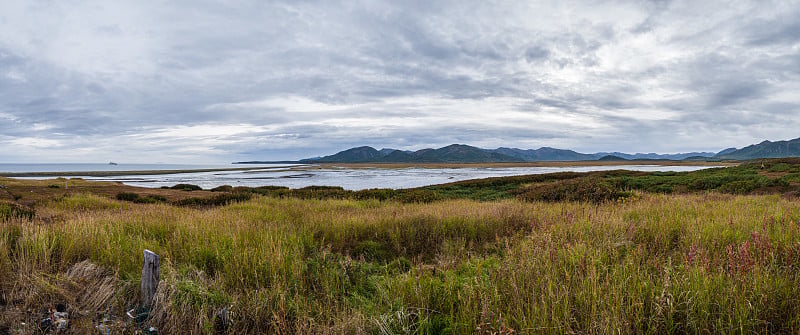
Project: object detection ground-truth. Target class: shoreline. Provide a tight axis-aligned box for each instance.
[0,160,736,178]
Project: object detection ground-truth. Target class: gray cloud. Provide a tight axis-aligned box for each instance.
[1,0,799,163]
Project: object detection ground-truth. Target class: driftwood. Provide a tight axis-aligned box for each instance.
[141,250,159,308]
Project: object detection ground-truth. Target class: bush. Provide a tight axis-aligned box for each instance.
[210,185,234,192]
[134,195,168,204]
[353,188,396,201]
[515,177,629,203]
[116,192,140,201]
[248,186,291,197]
[117,192,167,204]
[173,192,253,207]
[395,189,442,203]
[290,186,350,200]
[169,184,203,191]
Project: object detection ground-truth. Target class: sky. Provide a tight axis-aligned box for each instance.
[1,1,799,163]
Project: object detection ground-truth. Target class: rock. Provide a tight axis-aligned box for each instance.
[38,317,52,332]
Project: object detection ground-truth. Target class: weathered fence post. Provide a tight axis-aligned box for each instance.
[141,250,159,308]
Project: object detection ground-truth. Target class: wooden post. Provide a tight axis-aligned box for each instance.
[141,249,159,308]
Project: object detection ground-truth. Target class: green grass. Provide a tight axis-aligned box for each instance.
[2,191,800,333]
[3,159,800,333]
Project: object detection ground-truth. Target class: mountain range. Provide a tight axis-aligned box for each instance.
[235,137,800,164]
[713,137,800,160]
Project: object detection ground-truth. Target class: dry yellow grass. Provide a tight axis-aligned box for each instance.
[1,176,799,333]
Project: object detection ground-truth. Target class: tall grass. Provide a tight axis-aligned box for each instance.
[2,192,800,333]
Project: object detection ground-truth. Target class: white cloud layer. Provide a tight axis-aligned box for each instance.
[1,0,799,162]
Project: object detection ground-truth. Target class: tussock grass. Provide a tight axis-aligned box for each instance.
[2,186,800,333]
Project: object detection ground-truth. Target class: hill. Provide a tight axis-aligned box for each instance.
[303,144,718,163]
[308,144,523,163]
[593,151,716,160]
[312,146,384,163]
[494,147,596,161]
[715,137,800,160]
[236,137,800,164]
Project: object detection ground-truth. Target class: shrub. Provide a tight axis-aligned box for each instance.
[515,177,629,203]
[116,192,140,201]
[210,185,234,192]
[134,195,168,204]
[290,186,350,200]
[116,193,167,204]
[352,188,396,201]
[169,184,203,191]
[395,189,442,203]
[173,192,252,207]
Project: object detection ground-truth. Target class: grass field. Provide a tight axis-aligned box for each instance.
[2,159,800,334]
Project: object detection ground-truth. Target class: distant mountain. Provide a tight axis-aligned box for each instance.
[308,144,523,163]
[430,144,522,163]
[593,152,716,160]
[313,146,383,163]
[378,148,399,156]
[238,138,800,165]
[300,144,723,164]
[598,155,628,161]
[715,137,800,160]
[494,147,596,161]
[716,148,737,156]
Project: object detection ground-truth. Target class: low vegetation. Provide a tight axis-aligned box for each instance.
[1,159,800,333]
[202,158,800,204]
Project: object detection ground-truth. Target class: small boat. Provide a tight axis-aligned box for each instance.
[108,162,118,166]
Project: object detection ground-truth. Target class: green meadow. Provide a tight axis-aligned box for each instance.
[2,159,800,334]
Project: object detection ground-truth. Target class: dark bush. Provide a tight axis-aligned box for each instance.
[395,189,443,203]
[352,188,396,201]
[134,195,168,204]
[173,192,252,207]
[248,186,291,197]
[117,192,167,204]
[169,184,203,191]
[210,185,234,192]
[116,192,140,201]
[290,186,350,200]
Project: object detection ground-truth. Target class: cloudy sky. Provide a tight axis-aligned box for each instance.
[1,1,799,163]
